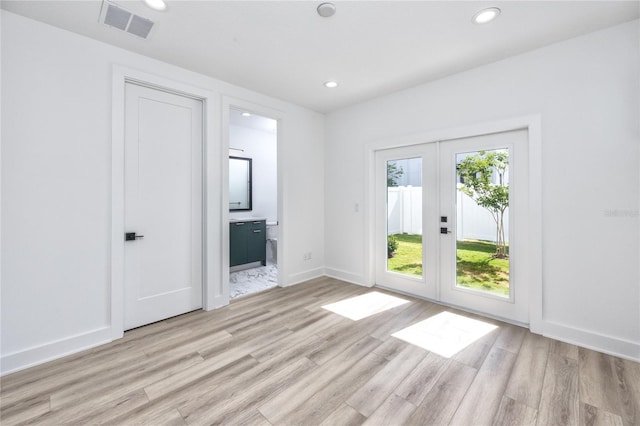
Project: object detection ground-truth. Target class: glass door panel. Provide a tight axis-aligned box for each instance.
[455,149,510,297]
[386,158,423,277]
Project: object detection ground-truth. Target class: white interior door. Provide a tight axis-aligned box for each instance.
[124,83,203,330]
[375,129,530,324]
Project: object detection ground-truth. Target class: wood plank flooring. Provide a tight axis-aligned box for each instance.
[1,277,639,425]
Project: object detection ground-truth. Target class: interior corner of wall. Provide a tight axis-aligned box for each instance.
[324,267,368,287]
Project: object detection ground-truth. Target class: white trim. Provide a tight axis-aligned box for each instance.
[285,267,326,287]
[221,97,285,300]
[1,327,112,375]
[363,147,376,287]
[0,12,3,376]
[364,114,543,332]
[324,267,372,287]
[111,68,125,340]
[111,65,218,336]
[527,116,543,334]
[543,321,640,362]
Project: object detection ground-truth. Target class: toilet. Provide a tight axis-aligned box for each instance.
[266,222,278,264]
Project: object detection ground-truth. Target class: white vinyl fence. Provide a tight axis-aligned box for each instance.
[387,186,509,243]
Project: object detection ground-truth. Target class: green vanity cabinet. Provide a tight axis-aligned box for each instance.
[229,222,248,267]
[230,220,266,267]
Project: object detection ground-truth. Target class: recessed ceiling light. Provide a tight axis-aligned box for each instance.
[241,112,251,117]
[144,0,166,11]
[324,80,338,88]
[317,3,336,18]
[472,7,500,24]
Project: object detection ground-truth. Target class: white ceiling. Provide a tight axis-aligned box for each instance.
[3,1,638,113]
[230,108,278,134]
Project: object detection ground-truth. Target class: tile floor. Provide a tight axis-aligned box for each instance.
[229,262,278,299]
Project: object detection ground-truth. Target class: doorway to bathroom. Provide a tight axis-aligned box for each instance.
[228,108,279,298]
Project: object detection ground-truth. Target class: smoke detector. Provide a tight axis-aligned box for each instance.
[317,3,336,18]
[99,1,155,39]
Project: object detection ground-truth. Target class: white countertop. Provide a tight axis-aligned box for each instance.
[229,217,268,223]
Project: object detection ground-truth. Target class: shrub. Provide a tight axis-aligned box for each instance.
[387,235,399,258]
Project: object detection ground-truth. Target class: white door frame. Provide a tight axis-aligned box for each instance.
[221,97,285,295]
[364,115,542,333]
[111,66,219,340]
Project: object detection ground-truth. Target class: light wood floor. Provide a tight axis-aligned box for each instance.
[1,277,639,425]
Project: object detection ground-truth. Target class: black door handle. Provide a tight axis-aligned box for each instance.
[125,232,145,241]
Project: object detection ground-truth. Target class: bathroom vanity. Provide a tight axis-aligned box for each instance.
[230,219,266,267]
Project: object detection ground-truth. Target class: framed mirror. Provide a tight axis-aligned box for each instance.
[229,156,252,211]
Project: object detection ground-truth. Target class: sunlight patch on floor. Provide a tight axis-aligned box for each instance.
[392,311,498,358]
[321,291,410,321]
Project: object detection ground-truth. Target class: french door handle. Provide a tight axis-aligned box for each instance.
[440,227,452,234]
[125,232,145,241]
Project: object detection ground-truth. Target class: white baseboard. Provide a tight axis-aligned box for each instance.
[1,326,113,376]
[206,294,230,311]
[285,267,325,287]
[543,320,640,362]
[324,268,371,287]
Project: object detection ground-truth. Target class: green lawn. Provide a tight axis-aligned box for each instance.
[387,234,510,296]
[387,233,423,276]
[456,239,510,296]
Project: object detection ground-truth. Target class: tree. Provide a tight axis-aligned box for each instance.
[387,162,404,187]
[457,150,509,258]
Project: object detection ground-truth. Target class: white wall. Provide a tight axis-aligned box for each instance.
[1,11,324,374]
[0,5,3,368]
[325,20,640,360]
[229,125,278,222]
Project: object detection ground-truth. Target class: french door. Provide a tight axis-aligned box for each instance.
[375,129,529,324]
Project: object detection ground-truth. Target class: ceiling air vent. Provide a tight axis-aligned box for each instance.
[99,1,155,39]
